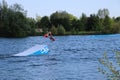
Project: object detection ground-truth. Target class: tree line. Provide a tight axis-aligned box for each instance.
[0,0,120,37]
[0,0,36,37]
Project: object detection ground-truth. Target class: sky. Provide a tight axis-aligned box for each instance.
[0,0,120,18]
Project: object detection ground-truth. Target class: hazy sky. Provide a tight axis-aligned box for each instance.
[1,0,120,18]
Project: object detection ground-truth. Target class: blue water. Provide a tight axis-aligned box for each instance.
[0,34,120,80]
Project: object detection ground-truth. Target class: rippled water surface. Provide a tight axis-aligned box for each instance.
[0,34,120,80]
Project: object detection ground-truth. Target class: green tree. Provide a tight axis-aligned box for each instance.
[50,11,76,31]
[27,17,36,35]
[0,0,29,37]
[35,15,41,28]
[9,3,29,37]
[95,17,103,32]
[110,17,120,33]
[115,16,120,22]
[71,19,82,31]
[8,11,28,37]
[86,14,95,31]
[111,22,120,33]
[57,25,66,35]
[51,25,57,35]
[79,13,87,31]
[41,16,50,28]
[0,0,9,36]
[102,15,113,33]
[86,14,102,31]
[40,16,51,32]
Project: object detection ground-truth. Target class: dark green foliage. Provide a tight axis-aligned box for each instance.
[36,16,51,34]
[115,17,120,22]
[79,13,87,31]
[71,19,82,31]
[102,16,113,33]
[86,14,101,31]
[111,22,120,33]
[0,0,120,37]
[8,11,28,37]
[27,18,36,36]
[39,16,51,30]
[0,0,36,37]
[50,11,76,31]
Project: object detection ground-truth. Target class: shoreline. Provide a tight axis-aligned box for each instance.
[0,31,119,38]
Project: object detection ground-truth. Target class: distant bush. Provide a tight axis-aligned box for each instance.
[57,25,66,35]
[111,22,120,33]
[51,25,57,35]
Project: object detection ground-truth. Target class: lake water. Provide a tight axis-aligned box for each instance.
[0,34,120,80]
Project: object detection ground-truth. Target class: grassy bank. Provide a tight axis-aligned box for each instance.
[64,31,104,35]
